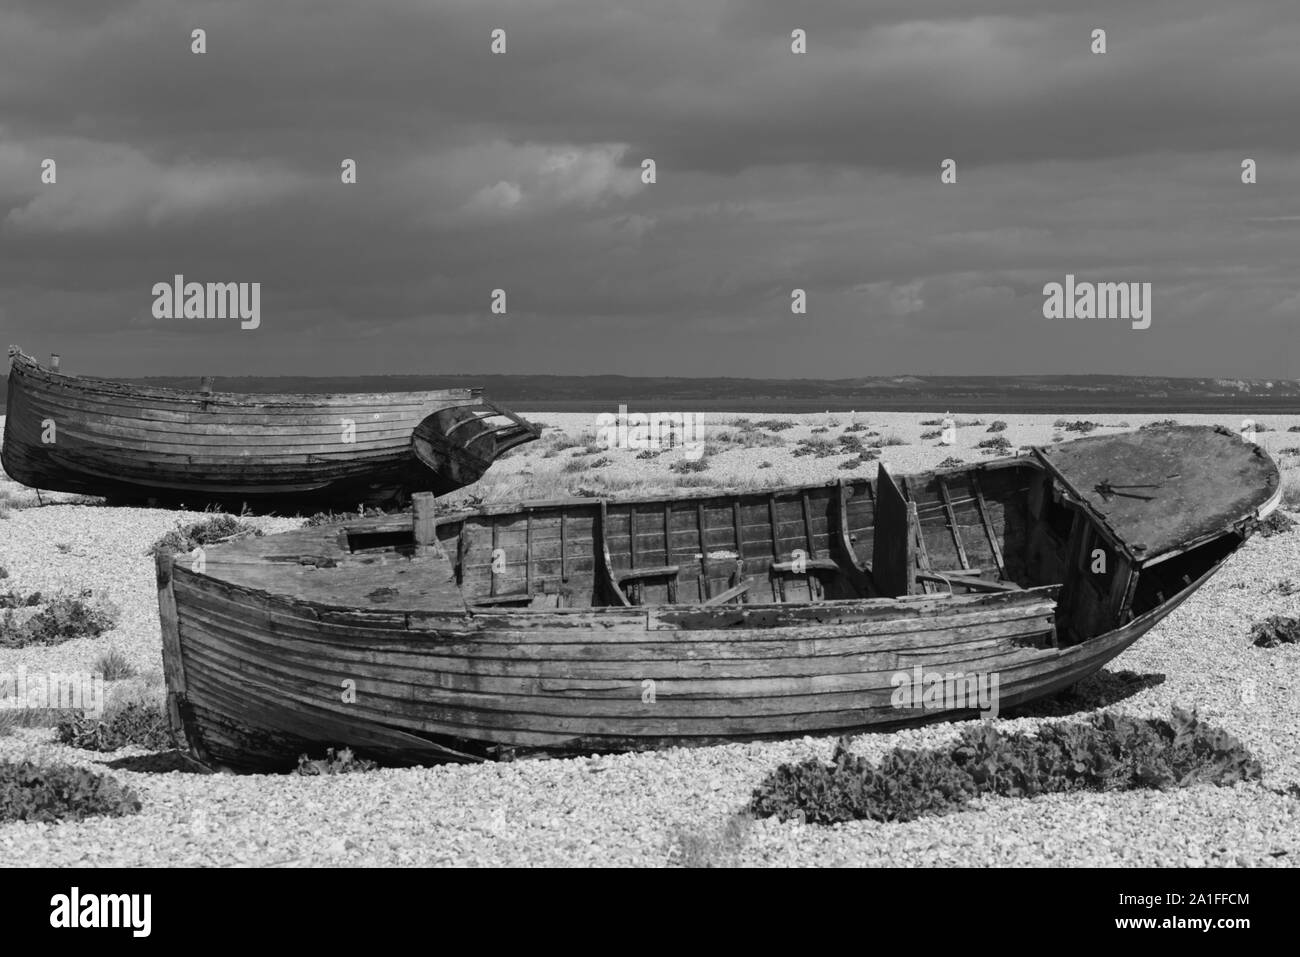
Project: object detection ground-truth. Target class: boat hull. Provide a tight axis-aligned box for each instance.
[158,556,1214,770]
[2,349,530,509]
[155,425,1278,770]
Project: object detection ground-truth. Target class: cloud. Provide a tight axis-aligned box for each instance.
[453,143,643,220]
[1,138,300,234]
[0,0,1295,378]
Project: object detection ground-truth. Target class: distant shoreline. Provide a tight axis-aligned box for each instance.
[486,397,1300,415]
[9,396,1300,416]
[4,370,1300,416]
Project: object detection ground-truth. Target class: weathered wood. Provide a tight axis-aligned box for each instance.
[768,492,785,602]
[835,480,866,573]
[559,507,567,586]
[917,572,1021,593]
[412,492,437,544]
[525,510,533,595]
[617,565,681,581]
[937,477,970,570]
[703,581,751,605]
[155,552,211,763]
[2,346,536,510]
[155,428,1275,769]
[771,558,838,574]
[412,492,448,561]
[872,464,916,599]
[599,501,631,607]
[971,473,1007,580]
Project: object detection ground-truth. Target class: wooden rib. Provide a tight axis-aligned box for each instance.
[525,511,533,595]
[937,477,970,570]
[894,475,926,594]
[768,492,785,602]
[559,507,567,585]
[836,480,868,576]
[971,473,1006,579]
[799,490,820,599]
[664,502,673,569]
[732,498,743,557]
[599,501,631,607]
[800,491,816,557]
[696,502,710,600]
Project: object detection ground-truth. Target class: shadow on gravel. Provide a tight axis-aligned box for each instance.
[103,751,214,774]
[1004,669,1165,719]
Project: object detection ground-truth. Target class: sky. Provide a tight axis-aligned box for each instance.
[0,0,1296,379]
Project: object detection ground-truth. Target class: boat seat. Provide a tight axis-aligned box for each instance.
[617,564,681,582]
[768,557,841,602]
[917,572,1022,593]
[616,564,681,606]
[470,593,535,607]
[769,557,839,575]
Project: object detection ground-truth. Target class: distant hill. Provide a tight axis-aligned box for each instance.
[3,371,1300,414]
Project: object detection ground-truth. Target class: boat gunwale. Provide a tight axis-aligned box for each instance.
[395,456,1037,522]
[7,346,485,408]
[176,546,1062,624]
[192,429,1270,619]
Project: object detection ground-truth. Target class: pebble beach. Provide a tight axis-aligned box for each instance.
[1,411,1298,867]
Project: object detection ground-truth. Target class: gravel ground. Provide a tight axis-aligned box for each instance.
[1,411,1298,867]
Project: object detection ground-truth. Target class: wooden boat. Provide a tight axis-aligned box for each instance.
[2,347,538,509]
[156,425,1281,769]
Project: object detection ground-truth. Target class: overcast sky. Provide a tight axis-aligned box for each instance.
[0,0,1296,379]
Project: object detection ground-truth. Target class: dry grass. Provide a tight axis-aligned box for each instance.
[1281,471,1300,511]
[0,707,80,737]
[710,428,786,449]
[93,647,137,681]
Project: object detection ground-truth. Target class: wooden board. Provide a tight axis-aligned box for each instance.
[871,464,916,598]
[1033,424,1279,562]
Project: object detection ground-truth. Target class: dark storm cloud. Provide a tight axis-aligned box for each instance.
[0,0,1295,377]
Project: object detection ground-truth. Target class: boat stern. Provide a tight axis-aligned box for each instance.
[411,400,540,493]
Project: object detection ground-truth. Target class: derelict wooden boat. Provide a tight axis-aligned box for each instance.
[2,347,538,510]
[156,425,1281,769]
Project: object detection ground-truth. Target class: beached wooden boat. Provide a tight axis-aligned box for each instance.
[2,347,538,509]
[156,425,1281,769]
